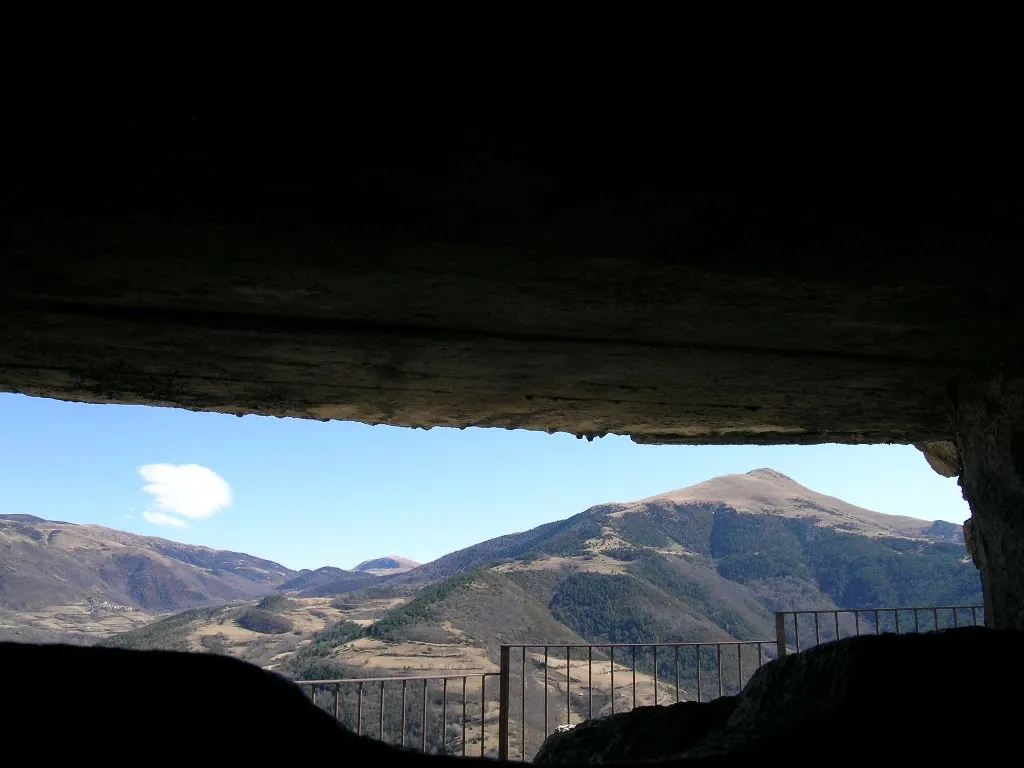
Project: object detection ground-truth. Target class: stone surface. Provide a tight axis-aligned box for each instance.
[536,628,1024,764]
[685,628,1001,759]
[535,698,737,764]
[964,518,980,567]
[6,630,1023,765]
[2,99,1024,446]
[955,373,1024,629]
[915,440,962,477]
[1,641,427,762]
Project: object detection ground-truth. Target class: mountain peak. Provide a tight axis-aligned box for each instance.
[642,469,936,539]
[744,468,796,483]
[353,556,420,576]
[0,513,54,524]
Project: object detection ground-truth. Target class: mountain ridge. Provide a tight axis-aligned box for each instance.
[13,468,978,664]
[335,470,980,670]
[353,556,420,576]
[0,515,295,643]
[389,468,962,589]
[276,566,382,598]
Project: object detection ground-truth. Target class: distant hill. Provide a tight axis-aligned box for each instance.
[100,590,403,668]
[922,520,966,542]
[276,566,383,598]
[0,515,295,643]
[277,567,353,592]
[353,556,420,576]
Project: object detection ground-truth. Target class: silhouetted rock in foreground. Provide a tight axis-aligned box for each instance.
[4,629,1021,766]
[538,627,1024,763]
[536,697,737,764]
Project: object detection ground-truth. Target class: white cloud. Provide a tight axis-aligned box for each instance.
[143,510,189,528]
[139,464,232,528]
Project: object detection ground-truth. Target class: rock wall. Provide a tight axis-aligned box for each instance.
[536,627,1024,764]
[4,100,1024,446]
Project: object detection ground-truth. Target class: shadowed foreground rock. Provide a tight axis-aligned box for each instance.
[537,627,1024,763]
[535,698,738,764]
[3,631,1020,765]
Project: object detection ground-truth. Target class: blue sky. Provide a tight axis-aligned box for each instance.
[0,393,970,571]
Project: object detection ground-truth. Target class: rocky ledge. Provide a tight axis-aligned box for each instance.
[536,627,1024,764]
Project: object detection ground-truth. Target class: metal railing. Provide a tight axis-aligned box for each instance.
[495,640,775,761]
[296,672,500,757]
[294,604,985,762]
[774,604,984,656]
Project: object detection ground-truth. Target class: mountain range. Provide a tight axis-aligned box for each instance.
[272,557,422,598]
[99,468,977,657]
[5,469,979,682]
[0,513,408,643]
[92,468,978,757]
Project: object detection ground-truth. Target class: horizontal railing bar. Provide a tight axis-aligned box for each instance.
[776,605,982,615]
[503,640,774,649]
[297,673,499,686]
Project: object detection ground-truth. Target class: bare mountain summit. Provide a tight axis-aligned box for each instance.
[638,468,946,538]
[353,556,420,577]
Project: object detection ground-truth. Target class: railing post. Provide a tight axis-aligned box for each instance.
[775,612,787,658]
[498,645,511,761]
